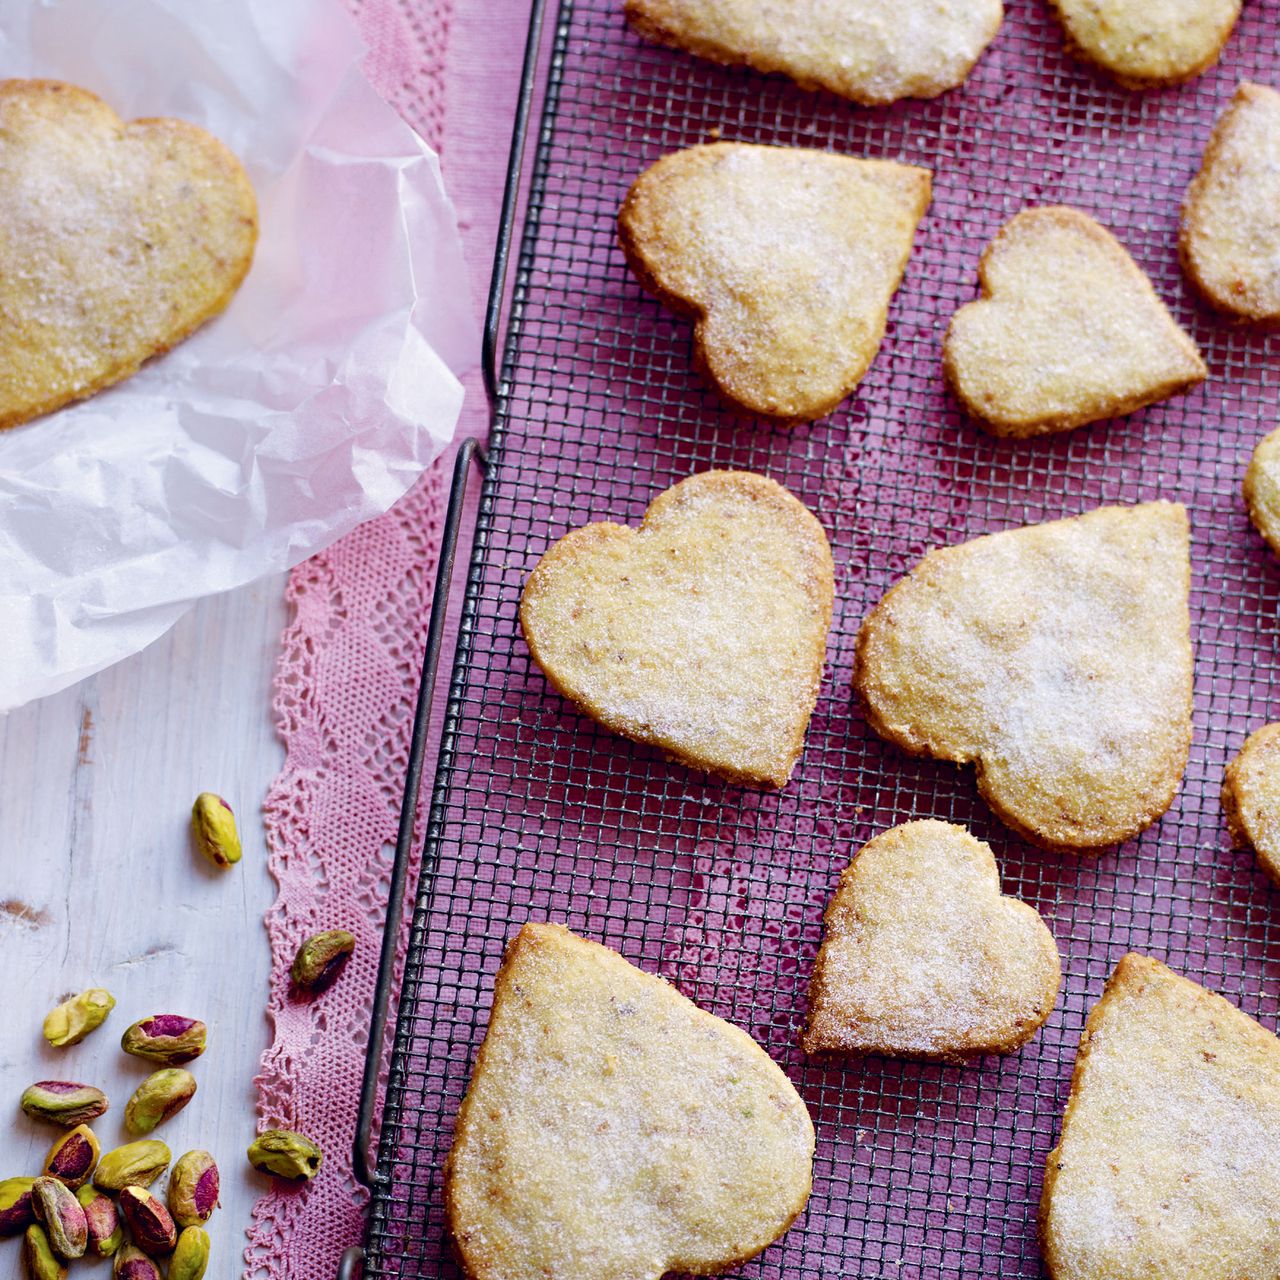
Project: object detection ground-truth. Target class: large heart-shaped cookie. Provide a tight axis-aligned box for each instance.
[1182,82,1280,321]
[943,207,1206,437]
[0,79,257,430]
[854,502,1193,852]
[520,471,834,788]
[446,923,815,1280]
[1040,954,1280,1280]
[619,142,931,422]
[804,820,1060,1062]
[625,0,1003,106]
[1222,721,1280,885]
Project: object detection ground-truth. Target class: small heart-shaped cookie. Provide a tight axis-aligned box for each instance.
[943,207,1206,437]
[1182,82,1280,321]
[446,923,815,1280]
[1244,427,1280,558]
[1051,0,1241,88]
[520,471,834,788]
[804,820,1060,1062]
[1041,954,1280,1280]
[619,143,930,422]
[625,0,1003,106]
[1222,722,1280,886]
[0,79,257,430]
[854,502,1193,852]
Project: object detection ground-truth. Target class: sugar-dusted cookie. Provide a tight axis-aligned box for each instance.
[0,80,257,431]
[619,143,930,422]
[854,503,1193,853]
[943,207,1206,437]
[625,0,1003,106]
[1244,427,1280,558]
[1222,722,1280,886]
[1040,953,1280,1280]
[446,923,815,1280]
[804,820,1060,1062]
[520,471,834,788]
[1050,0,1241,89]
[1182,83,1280,322]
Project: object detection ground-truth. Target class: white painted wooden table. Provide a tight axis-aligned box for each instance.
[0,576,287,1274]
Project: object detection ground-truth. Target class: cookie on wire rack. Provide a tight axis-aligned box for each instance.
[1222,722,1280,886]
[804,820,1060,1062]
[1244,427,1280,559]
[618,141,931,422]
[446,923,814,1280]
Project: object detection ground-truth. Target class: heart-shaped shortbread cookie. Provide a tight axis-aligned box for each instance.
[0,79,257,430]
[943,207,1206,437]
[520,471,834,788]
[1222,722,1280,886]
[1041,954,1280,1280]
[804,820,1060,1062]
[626,0,1003,106]
[446,923,815,1280]
[854,502,1193,852]
[1051,0,1241,88]
[1182,82,1280,321]
[619,142,931,421]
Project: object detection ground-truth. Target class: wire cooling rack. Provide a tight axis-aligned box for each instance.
[362,1,1280,1275]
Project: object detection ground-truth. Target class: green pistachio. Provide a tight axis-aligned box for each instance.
[42,988,115,1048]
[247,1129,323,1181]
[22,1224,67,1280]
[0,1176,37,1236]
[20,1081,109,1127]
[112,1243,162,1279]
[93,1140,170,1192]
[124,1069,196,1135]
[117,1186,176,1257]
[290,929,356,993]
[30,1177,86,1260]
[169,1226,210,1280]
[191,792,242,868]
[43,1124,99,1189]
[76,1185,122,1258]
[121,1015,207,1066]
[168,1150,220,1227]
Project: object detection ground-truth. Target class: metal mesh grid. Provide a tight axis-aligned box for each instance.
[367,2,1280,1275]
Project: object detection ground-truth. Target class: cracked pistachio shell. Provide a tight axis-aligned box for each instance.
[120,1015,207,1066]
[118,1186,176,1257]
[42,988,115,1048]
[290,929,356,993]
[23,1224,67,1280]
[43,1125,99,1189]
[169,1226,210,1280]
[76,1185,122,1258]
[124,1069,196,1135]
[31,1177,86,1260]
[112,1243,162,1280]
[20,1081,109,1127]
[168,1150,220,1228]
[247,1129,323,1181]
[191,792,242,868]
[93,1140,170,1192]
[0,1176,37,1236]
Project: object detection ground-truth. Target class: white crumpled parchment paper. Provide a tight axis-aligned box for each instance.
[0,0,475,712]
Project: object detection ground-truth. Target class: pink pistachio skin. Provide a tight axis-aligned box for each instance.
[0,1178,36,1236]
[120,1017,206,1067]
[118,1187,177,1257]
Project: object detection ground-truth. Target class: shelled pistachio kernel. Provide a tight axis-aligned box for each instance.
[118,1187,176,1257]
[42,988,115,1048]
[121,1015,207,1066]
[30,1177,86,1260]
[20,1081,108,1127]
[0,1176,37,1236]
[290,929,356,993]
[169,1226,211,1280]
[76,1185,123,1258]
[247,1129,323,1181]
[93,1140,170,1193]
[43,1125,99,1189]
[112,1243,161,1280]
[23,1224,67,1280]
[191,792,241,868]
[124,1069,196,1135]
[169,1150,220,1228]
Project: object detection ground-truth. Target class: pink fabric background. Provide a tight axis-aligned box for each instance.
[250,1,524,1274]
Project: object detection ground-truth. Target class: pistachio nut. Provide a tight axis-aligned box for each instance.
[42,988,115,1048]
[22,1224,67,1280]
[168,1150,220,1228]
[93,1140,170,1192]
[43,1124,99,1189]
[76,1185,123,1258]
[124,1068,197,1135]
[118,1186,176,1257]
[120,1015,207,1066]
[0,1176,37,1237]
[30,1177,86,1260]
[112,1243,162,1280]
[247,1128,323,1181]
[290,929,356,993]
[169,1226,211,1280]
[191,792,242,868]
[20,1080,109,1127]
